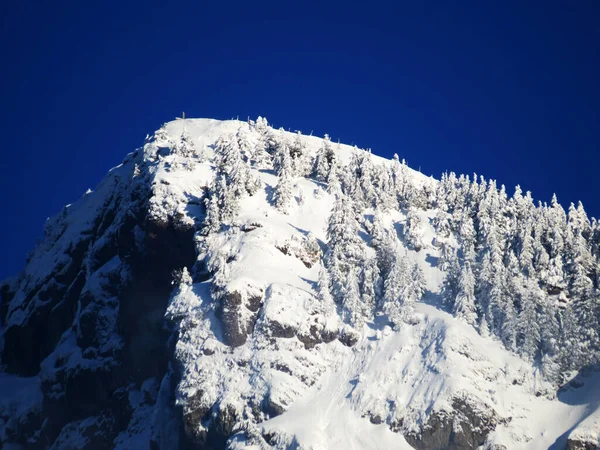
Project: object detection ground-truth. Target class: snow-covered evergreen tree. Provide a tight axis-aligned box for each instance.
[453,261,477,325]
[313,134,336,182]
[383,252,409,329]
[316,266,337,320]
[373,163,396,210]
[326,162,342,197]
[214,134,260,197]
[382,251,424,328]
[208,255,230,301]
[273,139,295,213]
[341,266,365,329]
[250,116,274,169]
[325,194,369,328]
[515,280,542,362]
[370,210,396,283]
[173,127,196,158]
[458,214,476,264]
[406,262,425,321]
[404,206,424,251]
[391,154,412,209]
[441,248,460,309]
[289,131,309,177]
[153,124,171,145]
[360,256,380,319]
[203,178,225,234]
[204,134,260,230]
[557,304,580,372]
[236,127,254,162]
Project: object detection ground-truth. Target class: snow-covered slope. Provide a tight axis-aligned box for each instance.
[1,117,599,450]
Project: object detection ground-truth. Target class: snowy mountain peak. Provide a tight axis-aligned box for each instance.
[1,117,600,450]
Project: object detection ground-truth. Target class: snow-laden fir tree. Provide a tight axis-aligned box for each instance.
[432,208,451,246]
[382,251,424,329]
[173,127,196,158]
[214,134,260,197]
[370,208,389,251]
[326,162,341,197]
[153,123,171,145]
[313,134,336,182]
[543,194,568,290]
[499,253,520,351]
[250,116,274,169]
[342,266,365,329]
[289,131,309,177]
[373,163,396,211]
[208,254,230,301]
[272,139,295,213]
[369,209,397,282]
[359,149,377,207]
[203,134,260,230]
[557,303,579,373]
[383,252,409,329]
[403,205,424,251]
[453,261,477,325]
[236,127,254,162]
[515,279,542,362]
[458,213,476,264]
[360,256,380,319]
[316,266,337,319]
[391,154,413,209]
[203,177,225,234]
[325,193,369,327]
[345,148,377,208]
[441,247,460,309]
[407,262,426,315]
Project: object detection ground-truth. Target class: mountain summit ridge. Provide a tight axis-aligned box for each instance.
[1,117,599,450]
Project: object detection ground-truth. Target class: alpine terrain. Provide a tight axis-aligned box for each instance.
[2,117,600,450]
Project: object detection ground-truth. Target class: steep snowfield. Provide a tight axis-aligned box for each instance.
[154,119,600,449]
[254,304,600,450]
[1,117,599,449]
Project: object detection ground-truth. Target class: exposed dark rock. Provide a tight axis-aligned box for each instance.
[367,411,385,425]
[0,280,15,327]
[49,411,120,450]
[2,238,91,376]
[246,294,263,313]
[403,398,502,450]
[272,362,293,375]
[268,319,297,339]
[338,327,360,347]
[0,402,43,449]
[297,324,322,349]
[182,390,211,447]
[263,391,286,418]
[321,327,338,344]
[566,438,599,450]
[275,237,320,269]
[181,397,241,450]
[0,161,200,449]
[218,291,262,347]
[390,417,404,433]
[241,222,263,232]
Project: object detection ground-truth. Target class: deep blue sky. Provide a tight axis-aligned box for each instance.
[1,1,598,280]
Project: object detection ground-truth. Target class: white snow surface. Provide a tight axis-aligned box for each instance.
[3,117,600,449]
[153,118,600,449]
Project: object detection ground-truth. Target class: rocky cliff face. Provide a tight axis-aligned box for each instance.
[0,139,200,448]
[1,118,600,450]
